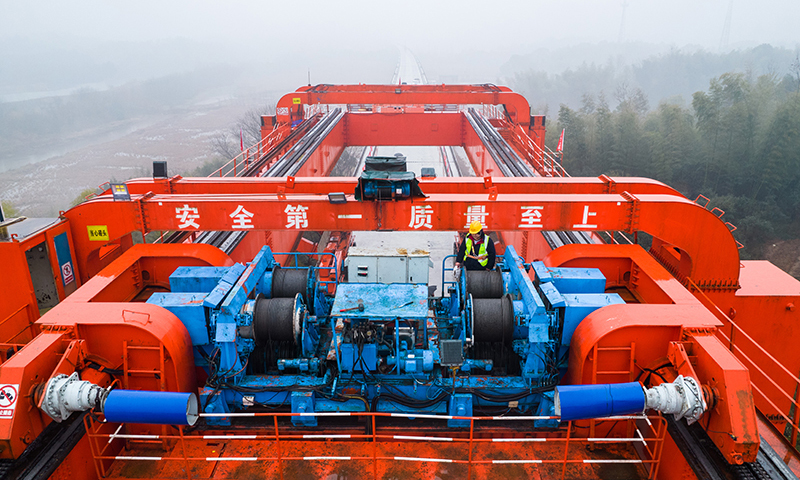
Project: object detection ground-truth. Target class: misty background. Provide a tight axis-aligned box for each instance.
[1,1,798,237]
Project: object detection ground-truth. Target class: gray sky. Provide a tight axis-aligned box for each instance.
[2,0,798,51]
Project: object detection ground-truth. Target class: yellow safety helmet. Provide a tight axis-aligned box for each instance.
[468,221,483,235]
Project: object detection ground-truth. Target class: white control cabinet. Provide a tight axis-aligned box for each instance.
[344,247,433,284]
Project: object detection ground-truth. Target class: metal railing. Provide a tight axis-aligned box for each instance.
[507,124,569,178]
[84,411,666,480]
[685,277,800,447]
[209,126,287,178]
[272,251,339,291]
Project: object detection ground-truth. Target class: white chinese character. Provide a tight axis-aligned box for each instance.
[573,205,598,229]
[229,205,254,229]
[175,204,200,229]
[408,205,433,229]
[285,204,308,229]
[519,206,544,228]
[463,205,489,229]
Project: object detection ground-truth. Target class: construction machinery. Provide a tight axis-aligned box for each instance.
[1,79,800,480]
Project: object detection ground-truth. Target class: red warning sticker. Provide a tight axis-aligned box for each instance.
[0,384,19,418]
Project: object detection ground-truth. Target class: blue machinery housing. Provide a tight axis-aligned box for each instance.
[147,246,625,427]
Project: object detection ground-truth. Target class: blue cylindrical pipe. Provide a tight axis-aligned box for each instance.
[103,390,199,426]
[555,382,645,421]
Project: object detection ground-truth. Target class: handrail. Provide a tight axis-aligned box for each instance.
[209,125,286,178]
[685,277,800,447]
[272,251,339,289]
[508,124,570,178]
[84,411,666,479]
[440,254,458,293]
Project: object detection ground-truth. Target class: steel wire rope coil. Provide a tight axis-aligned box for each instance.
[253,296,296,345]
[272,268,310,301]
[472,294,514,344]
[466,270,504,298]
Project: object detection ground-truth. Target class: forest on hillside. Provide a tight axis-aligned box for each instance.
[535,64,800,259]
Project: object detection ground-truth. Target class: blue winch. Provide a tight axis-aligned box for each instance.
[143,244,625,427]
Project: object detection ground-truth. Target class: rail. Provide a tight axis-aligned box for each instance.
[84,411,666,479]
[685,277,800,448]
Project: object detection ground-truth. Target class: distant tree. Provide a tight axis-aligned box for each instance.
[556,105,589,174]
[615,82,649,116]
[1,200,20,217]
[70,188,97,207]
[791,53,800,94]
[644,103,699,186]
[211,105,275,160]
[753,95,800,204]
[594,93,617,174]
[580,93,596,114]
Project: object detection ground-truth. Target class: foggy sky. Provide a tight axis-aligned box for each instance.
[2,0,798,53]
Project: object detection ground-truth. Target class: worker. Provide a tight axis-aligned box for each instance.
[454,221,496,278]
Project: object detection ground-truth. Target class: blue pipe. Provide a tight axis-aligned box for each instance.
[103,390,199,425]
[555,382,645,421]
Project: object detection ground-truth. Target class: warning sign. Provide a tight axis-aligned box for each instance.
[87,225,109,241]
[61,262,75,285]
[292,97,302,104]
[0,385,19,419]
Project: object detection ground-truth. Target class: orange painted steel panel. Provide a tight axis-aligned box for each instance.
[0,332,66,458]
[0,245,230,459]
[121,175,683,197]
[64,243,233,303]
[0,242,39,343]
[702,265,800,444]
[566,304,755,464]
[344,112,464,146]
[276,84,533,128]
[544,244,700,305]
[546,243,757,464]
[462,113,508,177]
[64,190,739,290]
[0,219,80,344]
[682,332,758,464]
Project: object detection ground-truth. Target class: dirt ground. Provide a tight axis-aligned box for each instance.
[0,98,254,217]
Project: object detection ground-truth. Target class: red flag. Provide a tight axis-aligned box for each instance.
[556,128,565,152]
[240,128,244,151]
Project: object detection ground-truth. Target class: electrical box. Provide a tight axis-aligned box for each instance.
[344,247,433,284]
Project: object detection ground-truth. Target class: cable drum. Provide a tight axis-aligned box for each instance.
[272,268,309,301]
[253,295,296,345]
[472,294,514,344]
[466,270,504,298]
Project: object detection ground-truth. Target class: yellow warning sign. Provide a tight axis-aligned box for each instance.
[292,98,302,104]
[87,225,109,241]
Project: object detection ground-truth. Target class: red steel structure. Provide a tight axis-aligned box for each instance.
[0,84,799,479]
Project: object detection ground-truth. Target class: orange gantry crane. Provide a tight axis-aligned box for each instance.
[0,84,798,480]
